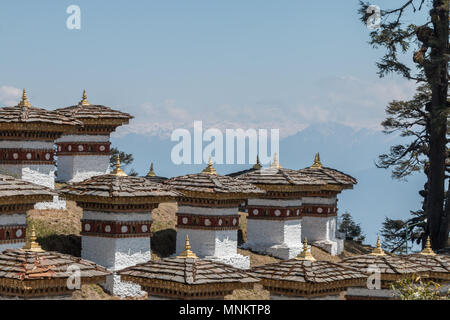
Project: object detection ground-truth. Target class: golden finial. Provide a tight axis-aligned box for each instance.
[177,235,198,259]
[295,238,316,261]
[147,162,156,177]
[79,89,90,106]
[112,155,127,176]
[370,236,386,256]
[253,155,262,169]
[270,152,282,169]
[419,236,436,256]
[22,225,44,252]
[311,152,323,168]
[202,157,217,175]
[17,89,31,108]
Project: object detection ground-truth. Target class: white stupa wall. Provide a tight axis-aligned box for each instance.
[301,196,343,256]
[0,213,26,252]
[56,135,111,183]
[80,210,151,298]
[244,198,303,259]
[175,205,249,269]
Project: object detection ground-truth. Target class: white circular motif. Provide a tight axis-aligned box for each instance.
[105,225,111,233]
[204,219,211,226]
[253,209,259,215]
[232,218,237,225]
[85,224,91,231]
[26,153,32,160]
[58,146,61,152]
[182,217,188,224]
[328,208,331,213]
[274,209,281,216]
[121,226,128,233]
[286,210,290,216]
[99,145,105,151]
[241,201,246,207]
[218,219,223,226]
[78,145,84,151]
[141,225,148,232]
[317,207,323,213]
[296,209,300,216]
[16,229,22,237]
[45,153,51,160]
[68,145,72,151]
[13,153,18,159]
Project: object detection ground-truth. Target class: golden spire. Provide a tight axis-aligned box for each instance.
[311,152,323,168]
[177,235,198,259]
[295,238,316,261]
[147,162,156,177]
[22,225,44,252]
[270,152,282,169]
[370,236,386,256]
[202,157,217,175]
[419,236,436,256]
[112,155,127,176]
[253,155,262,169]
[79,89,90,106]
[17,89,31,108]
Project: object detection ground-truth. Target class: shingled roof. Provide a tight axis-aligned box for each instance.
[297,153,357,189]
[0,90,82,131]
[0,174,54,205]
[164,160,265,199]
[118,237,259,299]
[341,237,429,287]
[251,239,367,297]
[404,238,450,282]
[0,228,110,298]
[56,90,132,123]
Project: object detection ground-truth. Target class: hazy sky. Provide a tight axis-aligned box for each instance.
[0,1,424,138]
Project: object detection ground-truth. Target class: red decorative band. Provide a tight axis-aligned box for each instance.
[80,219,152,238]
[246,206,302,220]
[176,214,240,230]
[0,149,54,164]
[302,205,337,216]
[0,225,26,243]
[56,142,111,156]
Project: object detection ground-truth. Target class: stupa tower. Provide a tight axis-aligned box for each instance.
[165,158,265,269]
[0,89,81,209]
[55,90,133,183]
[59,157,180,297]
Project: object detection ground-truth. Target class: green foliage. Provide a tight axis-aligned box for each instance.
[338,212,365,242]
[391,276,449,300]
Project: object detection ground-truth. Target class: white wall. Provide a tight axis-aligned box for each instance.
[176,228,238,257]
[56,155,110,182]
[1,164,55,189]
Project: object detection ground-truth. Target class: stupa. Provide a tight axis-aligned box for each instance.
[233,153,315,259]
[342,237,429,300]
[0,89,81,209]
[59,156,180,297]
[0,226,110,300]
[165,158,265,269]
[144,162,167,183]
[251,239,367,299]
[55,90,132,183]
[0,174,54,252]
[118,236,260,300]
[296,153,357,255]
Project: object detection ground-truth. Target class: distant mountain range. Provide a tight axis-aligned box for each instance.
[111,122,425,247]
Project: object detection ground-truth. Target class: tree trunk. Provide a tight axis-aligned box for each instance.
[425,0,449,250]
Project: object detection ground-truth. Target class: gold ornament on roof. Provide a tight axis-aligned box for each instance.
[147,162,156,177]
[295,238,316,261]
[419,236,436,256]
[270,153,282,169]
[22,225,44,252]
[177,235,198,259]
[17,89,31,108]
[311,152,323,168]
[370,236,386,256]
[202,157,217,175]
[79,89,91,106]
[253,155,262,169]
[112,155,127,176]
